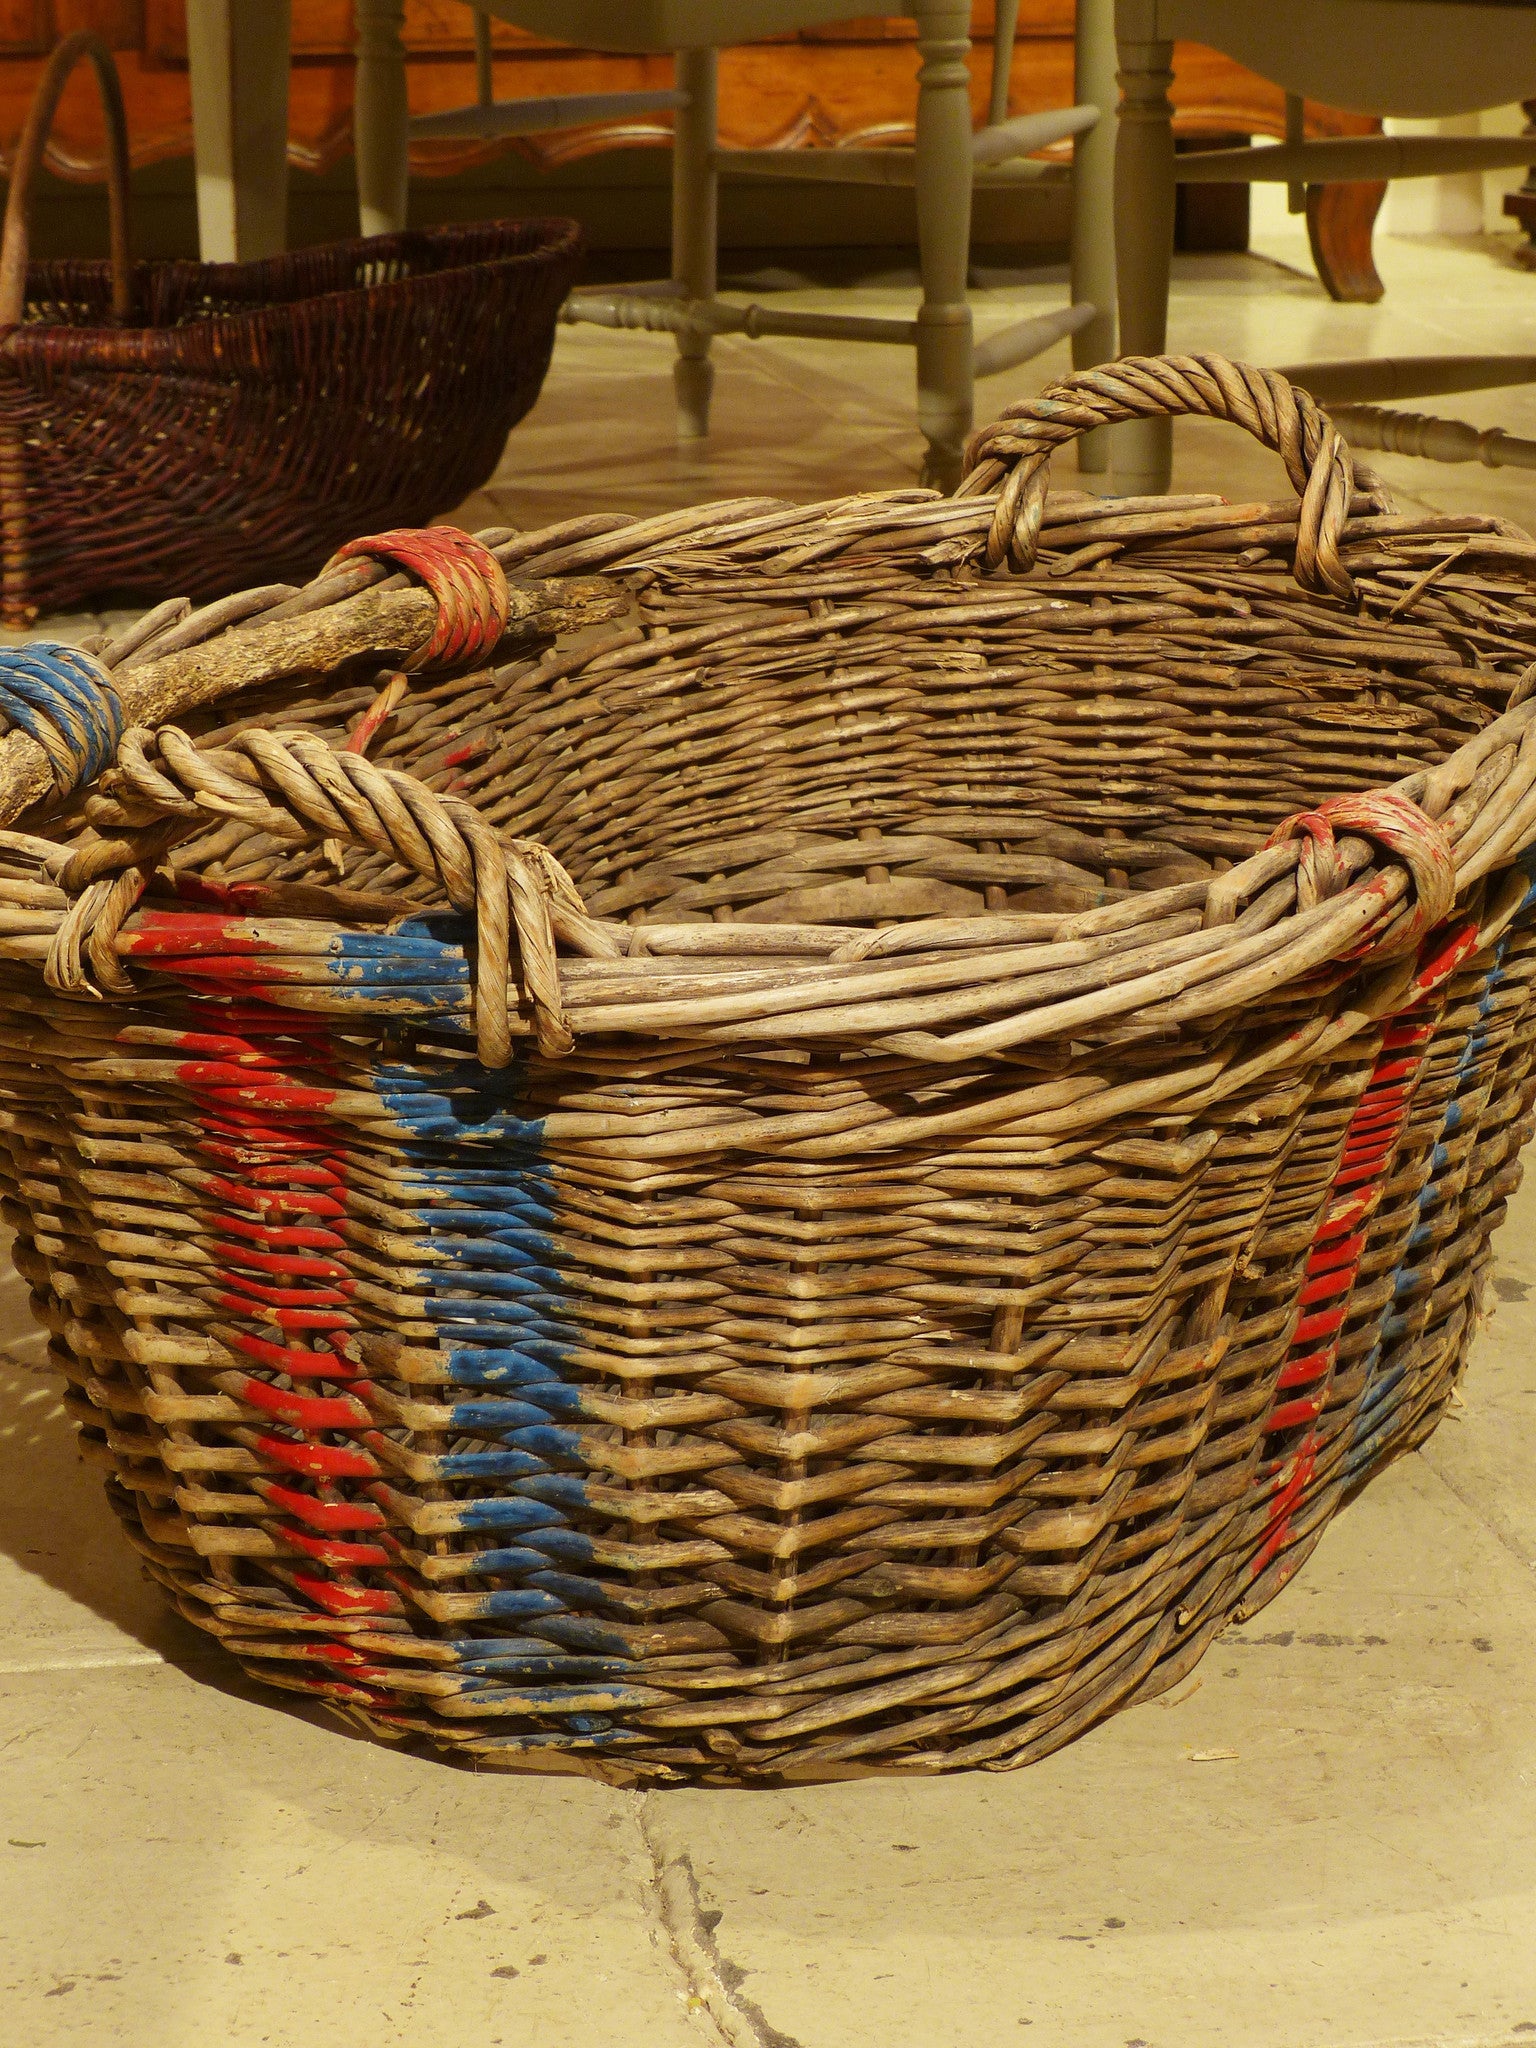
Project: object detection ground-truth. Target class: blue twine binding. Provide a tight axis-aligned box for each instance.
[0,642,125,793]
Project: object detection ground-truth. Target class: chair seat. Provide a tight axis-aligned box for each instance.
[473,0,860,54]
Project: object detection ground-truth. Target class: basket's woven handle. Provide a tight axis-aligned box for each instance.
[32,527,580,1059]
[72,723,622,1066]
[958,354,1359,599]
[0,32,132,329]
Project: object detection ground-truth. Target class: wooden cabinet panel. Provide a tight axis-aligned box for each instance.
[141,0,187,63]
[0,1,145,56]
[0,1,49,54]
[0,2,1373,182]
[53,0,141,45]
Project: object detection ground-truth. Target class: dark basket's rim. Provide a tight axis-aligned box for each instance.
[0,215,584,375]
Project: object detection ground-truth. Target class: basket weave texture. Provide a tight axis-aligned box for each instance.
[4,353,1536,1784]
[0,37,581,625]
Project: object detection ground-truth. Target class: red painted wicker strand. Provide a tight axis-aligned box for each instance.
[1267,790,1458,958]
[324,528,512,674]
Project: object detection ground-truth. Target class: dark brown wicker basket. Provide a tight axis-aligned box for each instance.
[0,34,582,626]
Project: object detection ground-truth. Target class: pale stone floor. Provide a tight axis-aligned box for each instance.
[5,227,1536,2047]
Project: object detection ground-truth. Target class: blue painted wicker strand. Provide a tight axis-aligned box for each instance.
[0,643,124,793]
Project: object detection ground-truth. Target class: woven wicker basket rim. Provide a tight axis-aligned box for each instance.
[0,217,585,377]
[9,339,1531,1073]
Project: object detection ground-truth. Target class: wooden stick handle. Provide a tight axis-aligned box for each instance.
[0,569,628,830]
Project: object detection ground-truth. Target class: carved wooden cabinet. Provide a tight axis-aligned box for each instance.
[0,2,1372,183]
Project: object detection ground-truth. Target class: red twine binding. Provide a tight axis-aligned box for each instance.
[1265,788,1457,962]
[324,526,511,674]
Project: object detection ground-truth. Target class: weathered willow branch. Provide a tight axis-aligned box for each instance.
[0,573,628,828]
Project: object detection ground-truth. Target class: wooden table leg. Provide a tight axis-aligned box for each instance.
[355,0,410,236]
[186,0,291,261]
[1071,0,1117,476]
[912,0,976,493]
[671,46,718,439]
[1502,99,1536,265]
[1113,9,1175,495]
[1306,181,1387,304]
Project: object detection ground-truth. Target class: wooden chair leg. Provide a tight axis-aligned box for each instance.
[671,46,718,440]
[989,0,1020,129]
[186,0,291,261]
[1503,99,1536,265]
[1113,24,1176,495]
[1306,181,1388,304]
[1071,0,1117,475]
[355,0,409,237]
[912,0,976,493]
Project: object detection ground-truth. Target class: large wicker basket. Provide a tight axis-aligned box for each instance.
[2,354,1534,1785]
[0,34,581,625]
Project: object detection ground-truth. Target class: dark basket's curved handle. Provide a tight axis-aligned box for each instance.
[0,31,132,330]
[958,353,1361,601]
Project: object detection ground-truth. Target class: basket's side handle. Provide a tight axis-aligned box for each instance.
[0,31,132,330]
[0,524,633,824]
[958,353,1358,600]
[83,722,623,1066]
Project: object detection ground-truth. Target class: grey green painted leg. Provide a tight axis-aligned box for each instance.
[1071,0,1118,474]
[912,0,976,493]
[1113,22,1176,495]
[671,47,719,439]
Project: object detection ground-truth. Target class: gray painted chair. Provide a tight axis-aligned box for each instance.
[350,0,1118,490]
[1115,0,1536,494]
